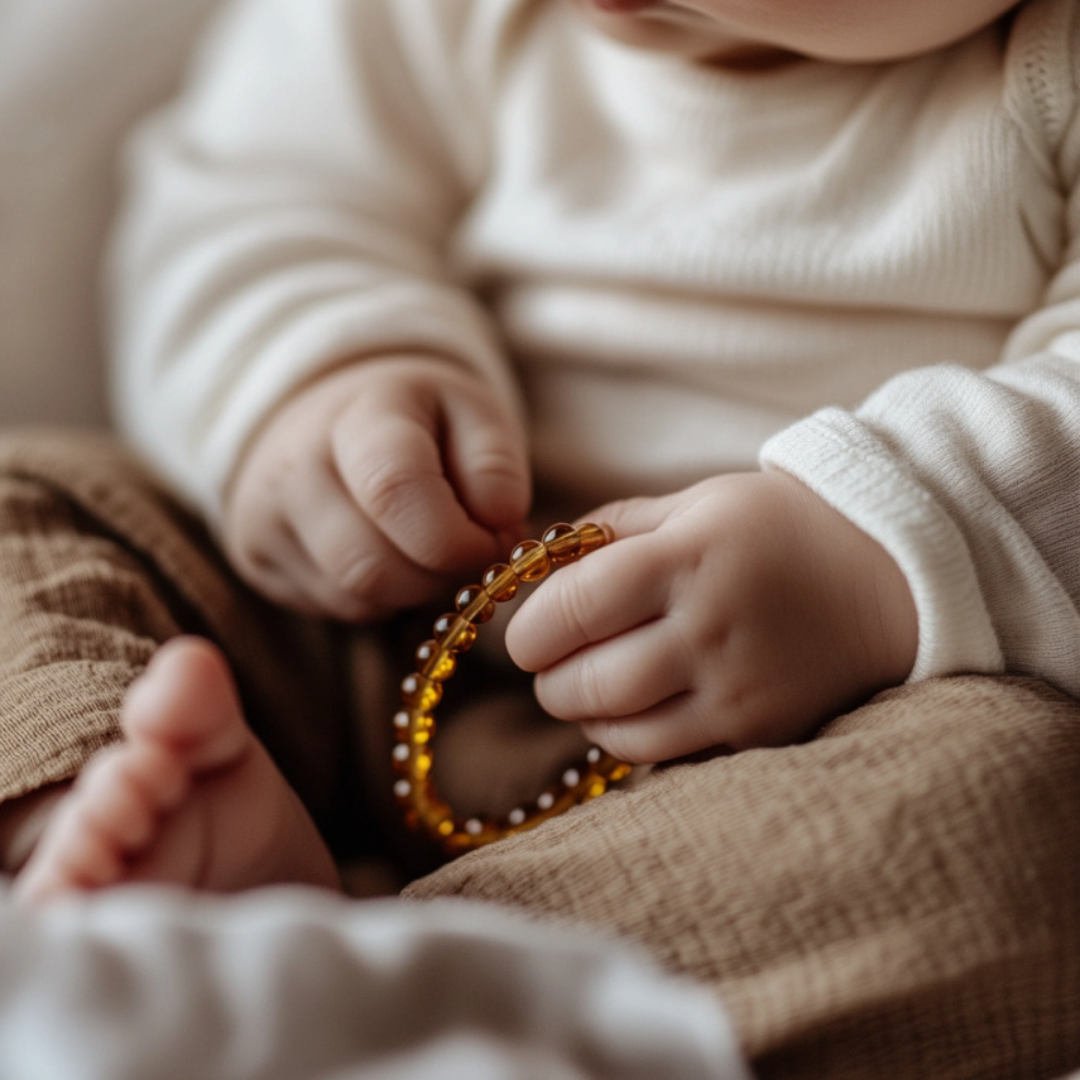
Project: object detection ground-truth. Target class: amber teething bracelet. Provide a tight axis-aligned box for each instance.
[393,522,632,854]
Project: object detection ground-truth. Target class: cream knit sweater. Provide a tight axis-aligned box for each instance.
[110,0,1080,694]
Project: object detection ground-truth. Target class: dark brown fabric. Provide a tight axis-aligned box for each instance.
[0,428,349,833]
[406,675,1080,1079]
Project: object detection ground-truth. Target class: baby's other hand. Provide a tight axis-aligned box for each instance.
[223,356,531,620]
[506,472,917,762]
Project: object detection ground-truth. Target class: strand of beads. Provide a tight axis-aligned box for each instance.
[392,522,633,854]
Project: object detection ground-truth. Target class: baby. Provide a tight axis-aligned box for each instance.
[13,0,1080,900]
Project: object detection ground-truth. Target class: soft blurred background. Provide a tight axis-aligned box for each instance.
[0,0,220,428]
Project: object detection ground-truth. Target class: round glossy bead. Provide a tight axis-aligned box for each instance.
[542,523,581,563]
[576,522,609,555]
[433,613,478,653]
[510,540,551,582]
[400,673,442,711]
[415,640,456,681]
[481,563,519,602]
[455,585,496,624]
[412,712,435,737]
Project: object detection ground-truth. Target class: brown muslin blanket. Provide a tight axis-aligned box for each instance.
[1,428,1078,1078]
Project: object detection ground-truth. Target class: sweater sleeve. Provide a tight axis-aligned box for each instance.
[107,0,520,523]
[761,0,1080,697]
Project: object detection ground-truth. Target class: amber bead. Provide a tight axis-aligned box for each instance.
[542,523,581,563]
[510,540,551,581]
[410,749,433,780]
[576,522,609,555]
[400,673,442,711]
[433,613,478,652]
[455,585,496,623]
[481,563,519,602]
[415,639,456,682]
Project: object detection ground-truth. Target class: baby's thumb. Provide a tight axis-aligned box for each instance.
[442,394,532,532]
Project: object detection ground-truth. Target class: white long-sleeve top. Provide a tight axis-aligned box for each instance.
[110,0,1080,694]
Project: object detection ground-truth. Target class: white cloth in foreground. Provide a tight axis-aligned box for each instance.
[0,884,749,1080]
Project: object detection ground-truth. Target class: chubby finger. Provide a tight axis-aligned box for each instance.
[533,617,691,722]
[579,695,722,765]
[506,533,672,673]
[440,387,531,531]
[226,516,328,614]
[332,397,504,572]
[262,525,374,618]
[285,456,443,616]
[231,515,390,621]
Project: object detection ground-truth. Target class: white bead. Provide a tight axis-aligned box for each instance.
[537,792,554,811]
[393,779,411,798]
[392,744,410,762]
[508,808,526,826]
[394,711,410,729]
[562,768,580,788]
[464,818,483,836]
[586,747,601,764]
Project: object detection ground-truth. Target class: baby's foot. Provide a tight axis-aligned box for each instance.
[14,637,340,903]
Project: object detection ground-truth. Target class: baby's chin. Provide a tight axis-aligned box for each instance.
[569,0,798,68]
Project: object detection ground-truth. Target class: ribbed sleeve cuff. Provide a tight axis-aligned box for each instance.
[760,408,1004,682]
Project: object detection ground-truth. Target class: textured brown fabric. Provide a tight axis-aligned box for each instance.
[0,428,349,831]
[3,429,1080,1074]
[406,675,1080,1079]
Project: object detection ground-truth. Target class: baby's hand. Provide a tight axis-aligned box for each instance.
[223,356,531,620]
[506,472,917,762]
